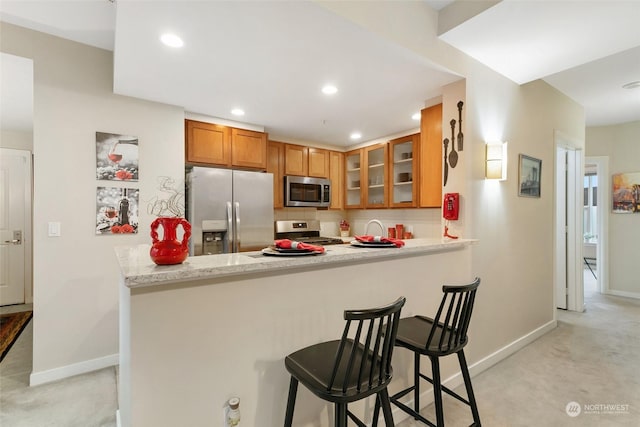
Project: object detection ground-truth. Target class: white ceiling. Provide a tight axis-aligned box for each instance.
[1,0,639,143]
[439,0,640,127]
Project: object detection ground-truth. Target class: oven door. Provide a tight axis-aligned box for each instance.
[285,176,330,207]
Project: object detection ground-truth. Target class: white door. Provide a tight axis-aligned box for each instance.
[555,147,568,309]
[555,144,584,311]
[0,148,30,306]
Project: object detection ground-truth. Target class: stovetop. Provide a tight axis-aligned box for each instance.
[274,220,345,245]
[295,236,345,245]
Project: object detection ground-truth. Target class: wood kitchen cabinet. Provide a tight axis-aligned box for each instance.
[364,143,388,208]
[185,119,267,170]
[419,104,443,207]
[344,144,389,209]
[284,144,330,178]
[389,133,420,208]
[328,150,344,209]
[284,144,308,176]
[185,120,230,166]
[231,128,267,170]
[267,140,285,209]
[344,149,364,209]
[308,147,330,178]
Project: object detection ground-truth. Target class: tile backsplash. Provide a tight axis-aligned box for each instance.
[274,207,441,238]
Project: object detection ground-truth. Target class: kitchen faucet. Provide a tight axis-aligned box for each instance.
[364,219,385,237]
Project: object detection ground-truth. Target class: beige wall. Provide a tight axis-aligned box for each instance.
[0,129,33,151]
[586,121,640,296]
[1,22,185,382]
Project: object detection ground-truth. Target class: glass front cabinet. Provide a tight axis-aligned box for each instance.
[364,144,388,208]
[345,149,364,208]
[389,133,419,207]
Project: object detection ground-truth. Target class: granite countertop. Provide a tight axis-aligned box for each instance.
[116,238,477,289]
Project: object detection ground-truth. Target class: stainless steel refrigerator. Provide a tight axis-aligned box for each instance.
[186,167,274,255]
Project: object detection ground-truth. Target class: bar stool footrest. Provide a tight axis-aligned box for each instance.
[419,372,472,406]
[389,393,437,427]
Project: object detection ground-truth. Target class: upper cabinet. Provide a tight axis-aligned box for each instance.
[364,144,388,208]
[267,140,285,209]
[185,120,231,166]
[345,149,364,209]
[284,144,308,176]
[231,128,267,170]
[419,104,443,208]
[185,119,267,170]
[389,133,419,208]
[329,151,344,210]
[308,148,330,178]
[284,144,330,178]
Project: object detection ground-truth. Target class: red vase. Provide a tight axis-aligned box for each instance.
[149,217,192,265]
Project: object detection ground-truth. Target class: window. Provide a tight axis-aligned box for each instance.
[583,173,597,243]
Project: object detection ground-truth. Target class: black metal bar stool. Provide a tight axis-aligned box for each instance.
[389,278,481,427]
[283,297,406,427]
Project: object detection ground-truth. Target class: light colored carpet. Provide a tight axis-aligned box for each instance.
[396,270,640,427]
[0,306,117,427]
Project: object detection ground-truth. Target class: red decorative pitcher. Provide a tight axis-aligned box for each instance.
[149,217,192,265]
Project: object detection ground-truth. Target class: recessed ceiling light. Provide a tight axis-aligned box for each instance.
[622,81,640,90]
[411,112,421,121]
[350,132,362,140]
[231,108,245,116]
[322,85,338,95]
[160,33,184,48]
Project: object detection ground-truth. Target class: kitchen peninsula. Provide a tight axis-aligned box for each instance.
[117,239,476,427]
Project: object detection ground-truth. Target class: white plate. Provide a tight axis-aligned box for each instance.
[350,241,397,248]
[261,248,324,256]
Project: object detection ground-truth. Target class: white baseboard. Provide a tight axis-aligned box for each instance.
[116,409,121,427]
[385,319,557,425]
[605,289,640,300]
[30,353,119,386]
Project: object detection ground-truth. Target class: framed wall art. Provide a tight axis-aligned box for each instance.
[96,187,139,235]
[518,154,541,198]
[96,132,139,181]
[612,172,640,213]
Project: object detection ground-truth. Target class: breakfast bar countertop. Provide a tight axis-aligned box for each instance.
[115,238,477,289]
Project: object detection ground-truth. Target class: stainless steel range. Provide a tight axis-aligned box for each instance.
[275,220,345,245]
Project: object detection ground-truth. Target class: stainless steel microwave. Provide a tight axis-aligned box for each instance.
[284,176,331,207]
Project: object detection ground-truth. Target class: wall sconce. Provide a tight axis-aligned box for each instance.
[486,141,507,180]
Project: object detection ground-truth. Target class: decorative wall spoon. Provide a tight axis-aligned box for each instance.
[449,119,458,168]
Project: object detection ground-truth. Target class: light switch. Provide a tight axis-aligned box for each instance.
[48,222,61,237]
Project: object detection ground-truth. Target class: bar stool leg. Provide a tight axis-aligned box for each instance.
[372,394,381,427]
[335,403,348,427]
[430,356,445,427]
[414,352,421,418]
[458,350,481,426]
[378,388,394,426]
[284,377,298,427]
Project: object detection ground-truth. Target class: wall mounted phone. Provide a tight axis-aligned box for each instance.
[443,193,460,221]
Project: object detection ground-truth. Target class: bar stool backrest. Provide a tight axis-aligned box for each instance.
[327,297,406,395]
[425,277,480,354]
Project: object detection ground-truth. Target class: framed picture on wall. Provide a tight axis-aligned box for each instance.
[518,154,541,198]
[96,132,139,181]
[96,187,139,235]
[612,172,640,213]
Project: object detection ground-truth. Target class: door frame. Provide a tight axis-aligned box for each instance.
[585,156,609,295]
[0,148,33,304]
[554,132,584,312]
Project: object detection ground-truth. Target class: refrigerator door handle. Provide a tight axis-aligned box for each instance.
[234,201,241,252]
[226,201,234,252]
